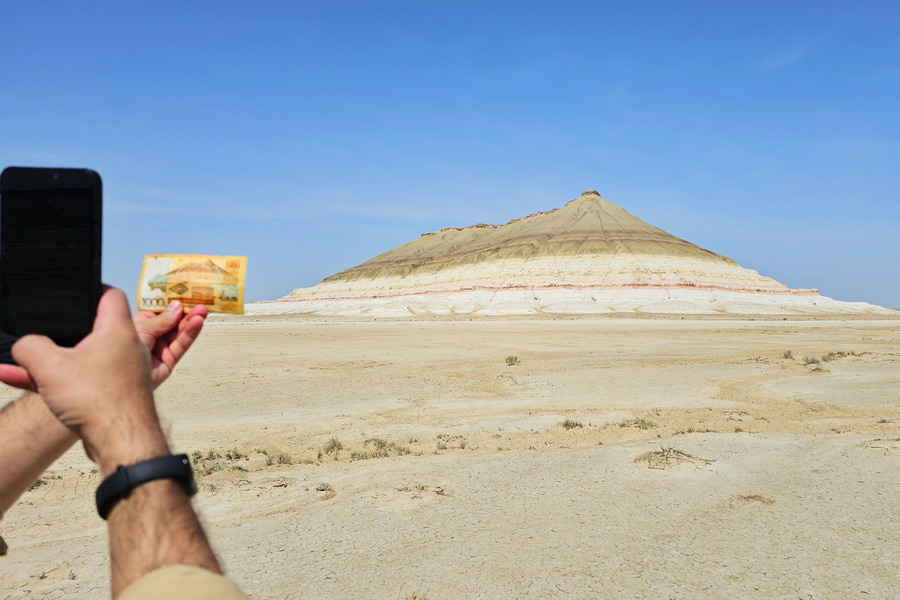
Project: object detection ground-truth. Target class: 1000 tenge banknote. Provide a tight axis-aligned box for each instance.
[137,255,247,314]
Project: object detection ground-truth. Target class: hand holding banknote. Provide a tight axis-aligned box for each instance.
[0,293,207,391]
[137,255,247,315]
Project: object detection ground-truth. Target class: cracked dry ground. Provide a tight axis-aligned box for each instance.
[2,318,899,599]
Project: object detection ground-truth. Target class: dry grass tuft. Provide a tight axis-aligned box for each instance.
[676,426,715,434]
[560,419,583,430]
[505,355,520,366]
[192,449,251,475]
[351,438,411,461]
[322,437,343,459]
[224,448,246,461]
[635,447,713,470]
[799,350,863,366]
[619,418,657,430]
[316,482,336,500]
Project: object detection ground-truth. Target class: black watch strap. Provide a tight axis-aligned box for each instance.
[95,453,197,520]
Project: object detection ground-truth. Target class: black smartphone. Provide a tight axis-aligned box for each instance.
[0,167,102,361]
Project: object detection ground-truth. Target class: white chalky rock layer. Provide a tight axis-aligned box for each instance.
[250,191,895,316]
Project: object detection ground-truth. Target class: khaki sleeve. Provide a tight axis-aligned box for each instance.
[119,565,248,600]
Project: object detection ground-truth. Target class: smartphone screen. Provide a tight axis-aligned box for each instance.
[0,167,101,352]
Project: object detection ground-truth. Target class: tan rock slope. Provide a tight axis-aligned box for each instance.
[251,190,894,316]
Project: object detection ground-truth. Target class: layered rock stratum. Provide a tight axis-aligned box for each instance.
[250,190,894,316]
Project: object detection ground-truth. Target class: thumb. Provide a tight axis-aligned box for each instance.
[12,335,65,383]
[134,300,184,344]
[92,287,135,333]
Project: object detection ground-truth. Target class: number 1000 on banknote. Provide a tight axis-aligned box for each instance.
[138,254,247,314]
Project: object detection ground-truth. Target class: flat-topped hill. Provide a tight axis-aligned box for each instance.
[251,191,894,317]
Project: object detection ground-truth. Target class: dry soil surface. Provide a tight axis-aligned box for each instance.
[2,318,899,599]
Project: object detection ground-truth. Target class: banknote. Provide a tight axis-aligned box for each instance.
[137,255,247,314]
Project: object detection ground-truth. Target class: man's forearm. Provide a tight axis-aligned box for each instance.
[0,393,78,513]
[100,422,221,598]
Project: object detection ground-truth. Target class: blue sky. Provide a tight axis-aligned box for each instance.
[2,1,898,307]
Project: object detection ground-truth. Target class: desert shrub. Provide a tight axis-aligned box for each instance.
[225,448,246,461]
[802,356,820,365]
[366,438,390,457]
[677,426,713,434]
[197,461,226,475]
[505,355,520,366]
[322,437,343,456]
[619,418,657,430]
[352,438,410,460]
[783,350,793,359]
[560,419,583,430]
[191,447,253,475]
[265,451,293,466]
[635,447,713,469]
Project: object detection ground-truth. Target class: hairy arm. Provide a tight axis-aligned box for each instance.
[95,413,221,596]
[0,393,75,513]
[5,290,228,597]
[0,301,206,514]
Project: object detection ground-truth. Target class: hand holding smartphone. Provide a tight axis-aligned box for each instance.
[0,167,102,362]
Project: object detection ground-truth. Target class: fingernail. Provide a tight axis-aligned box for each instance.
[167,300,182,313]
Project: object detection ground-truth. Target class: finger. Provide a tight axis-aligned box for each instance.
[0,364,37,391]
[11,335,64,378]
[156,314,205,369]
[131,311,155,323]
[134,301,184,344]
[177,305,207,335]
[93,287,135,333]
[188,304,209,319]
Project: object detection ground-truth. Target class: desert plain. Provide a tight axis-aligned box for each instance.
[1,315,899,599]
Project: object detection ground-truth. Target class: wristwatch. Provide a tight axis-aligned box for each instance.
[95,454,197,520]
